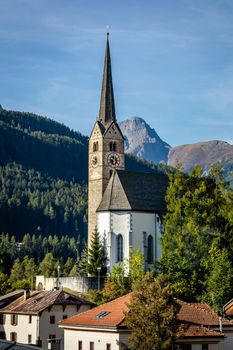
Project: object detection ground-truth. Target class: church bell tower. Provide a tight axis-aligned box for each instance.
[88,33,125,245]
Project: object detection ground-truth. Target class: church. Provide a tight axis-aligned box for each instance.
[88,34,168,272]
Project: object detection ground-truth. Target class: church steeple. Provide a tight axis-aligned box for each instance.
[99,33,116,125]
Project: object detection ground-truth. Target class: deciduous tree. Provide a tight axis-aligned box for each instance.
[125,273,180,350]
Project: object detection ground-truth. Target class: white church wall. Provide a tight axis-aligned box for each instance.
[97,211,131,271]
[97,211,162,272]
[155,213,162,259]
[131,212,156,264]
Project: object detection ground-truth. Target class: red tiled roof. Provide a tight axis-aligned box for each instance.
[59,293,131,328]
[176,299,232,326]
[60,293,233,331]
[224,298,233,316]
[0,290,93,315]
[182,325,224,338]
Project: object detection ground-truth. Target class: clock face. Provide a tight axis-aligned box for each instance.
[90,154,100,167]
[107,153,120,167]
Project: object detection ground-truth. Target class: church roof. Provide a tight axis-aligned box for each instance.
[98,33,116,127]
[97,170,169,215]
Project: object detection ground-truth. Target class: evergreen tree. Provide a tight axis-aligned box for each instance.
[39,252,57,277]
[87,227,105,276]
[0,272,10,295]
[77,244,88,276]
[63,257,75,276]
[125,273,180,350]
[10,258,24,282]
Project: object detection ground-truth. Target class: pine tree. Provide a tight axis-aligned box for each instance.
[125,273,180,350]
[87,227,105,276]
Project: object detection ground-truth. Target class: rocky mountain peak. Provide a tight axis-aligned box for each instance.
[119,117,171,164]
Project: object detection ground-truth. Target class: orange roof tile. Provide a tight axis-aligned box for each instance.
[59,293,131,328]
[60,293,233,331]
[176,299,232,326]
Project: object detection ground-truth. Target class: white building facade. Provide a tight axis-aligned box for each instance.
[96,170,167,272]
[97,210,162,271]
[0,290,93,350]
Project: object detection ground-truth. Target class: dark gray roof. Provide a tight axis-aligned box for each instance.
[0,290,24,309]
[98,33,116,126]
[0,340,47,350]
[97,170,168,215]
[0,290,93,315]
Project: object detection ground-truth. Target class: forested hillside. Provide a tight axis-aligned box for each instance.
[0,109,165,240]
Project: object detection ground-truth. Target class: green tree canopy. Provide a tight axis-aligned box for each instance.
[87,227,106,277]
[160,165,233,301]
[125,273,180,350]
[39,252,58,277]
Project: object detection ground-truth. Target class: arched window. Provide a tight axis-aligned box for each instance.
[110,142,113,151]
[117,234,123,262]
[147,235,154,264]
[93,142,98,152]
[113,142,117,152]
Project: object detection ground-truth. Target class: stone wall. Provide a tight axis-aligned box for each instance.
[36,275,104,293]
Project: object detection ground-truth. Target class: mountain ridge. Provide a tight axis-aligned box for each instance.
[119,116,171,164]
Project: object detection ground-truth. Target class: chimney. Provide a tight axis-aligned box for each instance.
[24,289,30,300]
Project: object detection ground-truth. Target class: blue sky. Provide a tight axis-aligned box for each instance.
[1,0,233,146]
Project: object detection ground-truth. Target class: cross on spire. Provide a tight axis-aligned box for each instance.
[98,33,116,125]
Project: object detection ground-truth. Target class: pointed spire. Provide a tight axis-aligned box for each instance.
[98,33,116,125]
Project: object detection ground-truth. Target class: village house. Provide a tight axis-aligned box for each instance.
[0,289,93,350]
[59,293,233,350]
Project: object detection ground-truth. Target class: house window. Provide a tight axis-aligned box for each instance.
[11,314,18,326]
[0,314,4,324]
[117,234,123,262]
[28,334,32,344]
[50,315,55,324]
[49,335,56,340]
[106,344,111,350]
[202,345,208,350]
[147,235,154,264]
[93,142,99,152]
[0,331,6,340]
[78,340,83,350]
[175,345,191,350]
[90,341,94,350]
[10,332,17,342]
[29,315,32,323]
